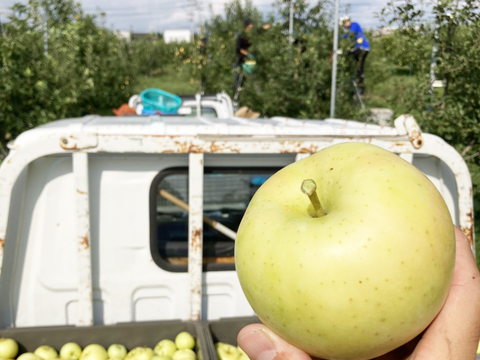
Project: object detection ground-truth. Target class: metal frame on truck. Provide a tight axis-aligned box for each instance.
[0,114,473,326]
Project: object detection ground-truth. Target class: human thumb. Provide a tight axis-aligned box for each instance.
[237,324,314,360]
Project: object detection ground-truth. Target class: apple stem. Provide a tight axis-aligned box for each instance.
[301,179,326,218]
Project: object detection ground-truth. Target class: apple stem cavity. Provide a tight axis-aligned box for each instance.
[301,179,326,218]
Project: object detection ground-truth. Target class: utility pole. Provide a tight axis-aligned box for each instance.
[188,0,195,42]
[329,0,339,118]
[196,0,203,35]
[289,0,294,43]
[44,6,48,56]
[429,19,439,94]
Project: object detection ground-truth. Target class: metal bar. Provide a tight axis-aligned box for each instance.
[72,152,94,326]
[289,1,294,44]
[188,153,204,320]
[330,0,340,118]
[159,189,236,240]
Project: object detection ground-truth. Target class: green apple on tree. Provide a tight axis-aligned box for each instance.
[17,353,43,360]
[235,142,456,360]
[214,343,239,360]
[34,346,58,360]
[171,349,195,360]
[79,345,108,360]
[124,347,153,360]
[153,340,176,357]
[0,338,18,359]
[60,342,82,360]
[174,333,194,351]
[107,345,127,360]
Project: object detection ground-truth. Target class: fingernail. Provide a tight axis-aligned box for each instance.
[239,329,277,360]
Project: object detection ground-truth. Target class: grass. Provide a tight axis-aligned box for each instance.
[132,66,199,96]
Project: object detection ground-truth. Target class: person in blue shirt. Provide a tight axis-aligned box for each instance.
[341,16,370,93]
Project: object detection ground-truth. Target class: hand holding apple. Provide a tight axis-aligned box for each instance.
[235,142,456,359]
[0,338,18,359]
[238,228,480,360]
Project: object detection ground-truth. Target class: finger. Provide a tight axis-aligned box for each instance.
[238,323,314,360]
[409,227,480,359]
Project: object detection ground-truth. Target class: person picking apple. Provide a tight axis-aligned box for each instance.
[237,227,480,360]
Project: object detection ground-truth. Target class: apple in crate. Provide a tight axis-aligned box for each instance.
[107,345,127,360]
[151,356,172,360]
[153,340,176,357]
[80,345,108,360]
[17,354,42,360]
[172,349,195,360]
[124,347,153,360]
[34,346,58,360]
[215,343,239,360]
[60,343,82,360]
[235,142,455,359]
[174,333,194,350]
[0,338,18,359]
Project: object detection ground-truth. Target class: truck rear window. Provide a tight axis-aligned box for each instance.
[150,168,277,272]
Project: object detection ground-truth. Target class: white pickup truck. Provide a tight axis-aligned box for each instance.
[0,113,474,358]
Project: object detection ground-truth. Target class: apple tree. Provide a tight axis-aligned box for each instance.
[380,0,480,263]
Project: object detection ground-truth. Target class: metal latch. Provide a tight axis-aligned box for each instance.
[60,134,98,150]
[394,115,424,149]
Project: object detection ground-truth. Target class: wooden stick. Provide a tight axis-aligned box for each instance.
[159,189,237,241]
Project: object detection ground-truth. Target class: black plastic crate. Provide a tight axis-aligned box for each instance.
[205,316,262,360]
[0,320,208,360]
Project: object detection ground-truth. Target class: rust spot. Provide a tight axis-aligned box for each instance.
[76,189,86,195]
[461,212,474,250]
[80,235,90,250]
[0,238,4,250]
[191,229,202,252]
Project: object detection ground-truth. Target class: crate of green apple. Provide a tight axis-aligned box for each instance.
[207,317,261,360]
[0,321,206,360]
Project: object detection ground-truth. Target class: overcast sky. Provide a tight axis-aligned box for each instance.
[0,0,388,33]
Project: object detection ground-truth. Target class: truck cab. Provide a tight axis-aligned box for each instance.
[0,114,473,329]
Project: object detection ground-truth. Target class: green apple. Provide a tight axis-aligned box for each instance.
[174,333,194,350]
[107,345,127,360]
[0,339,18,359]
[124,347,153,360]
[236,347,249,360]
[171,349,195,360]
[34,346,58,360]
[80,345,108,360]
[214,343,239,360]
[151,356,172,360]
[17,353,43,360]
[153,340,176,357]
[60,343,82,360]
[235,142,455,359]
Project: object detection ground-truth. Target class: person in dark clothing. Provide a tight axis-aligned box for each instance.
[341,16,370,93]
[233,18,271,94]
[199,37,208,91]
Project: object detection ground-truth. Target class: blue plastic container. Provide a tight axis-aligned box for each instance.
[140,89,182,113]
